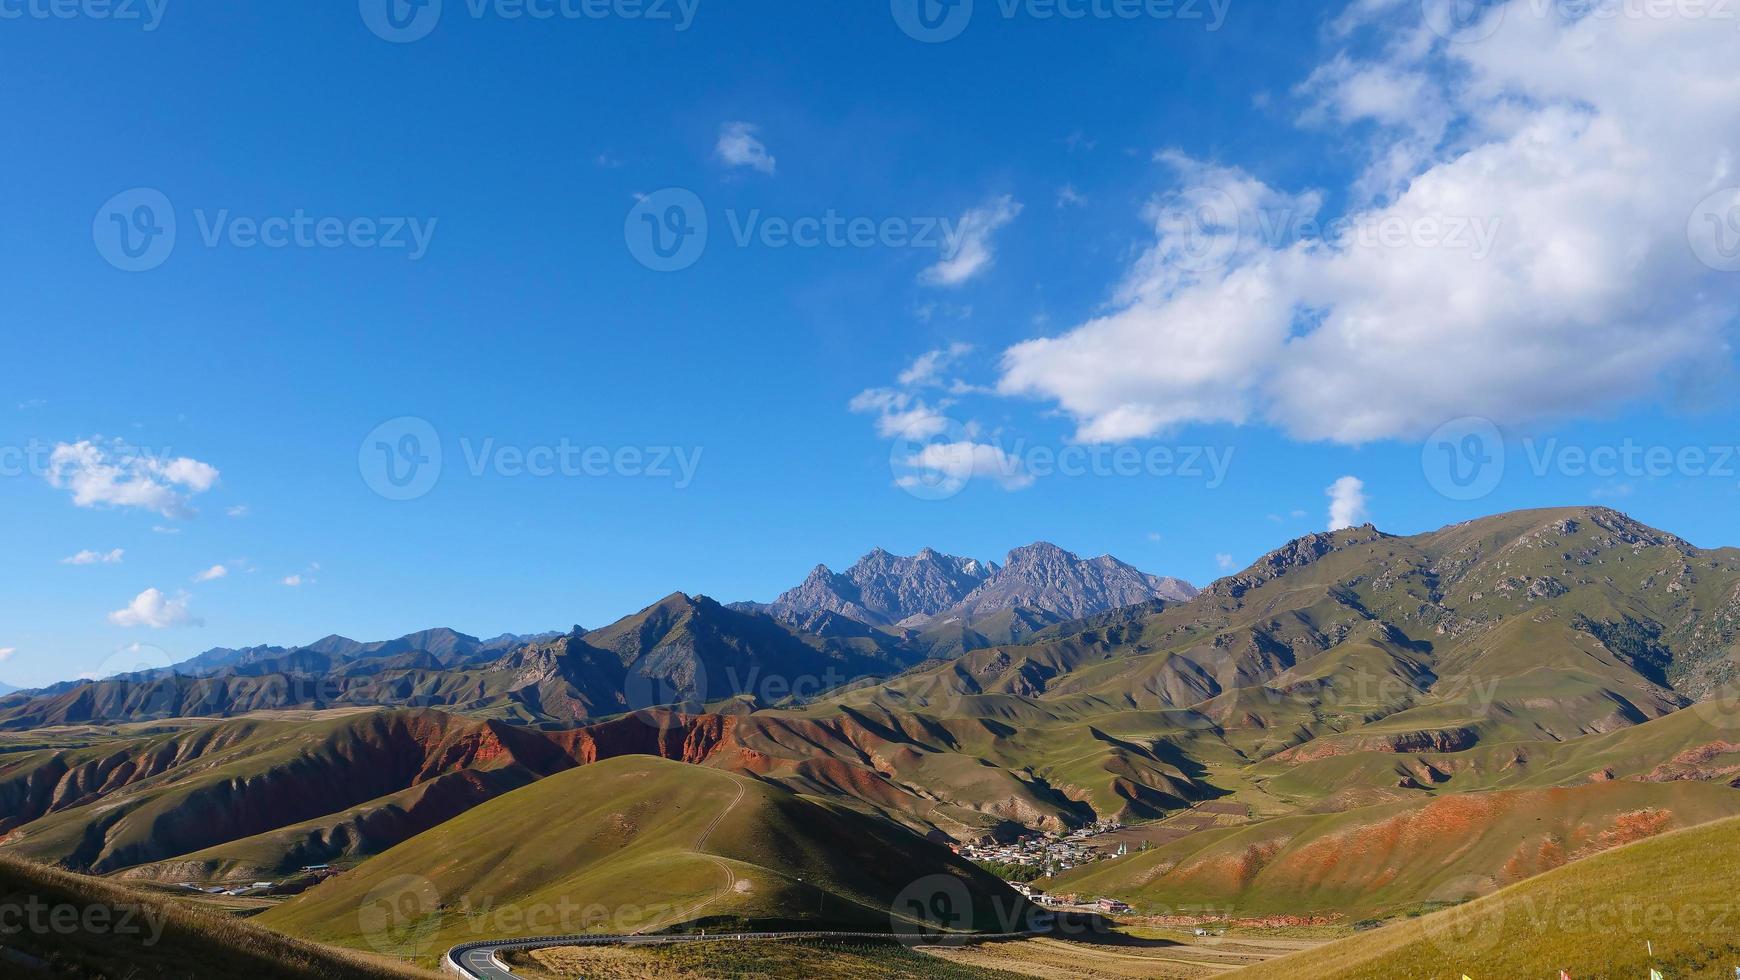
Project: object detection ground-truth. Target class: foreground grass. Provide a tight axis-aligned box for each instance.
[1232,813,1740,979]
[0,853,435,979]
[503,937,1024,979]
[923,929,1322,979]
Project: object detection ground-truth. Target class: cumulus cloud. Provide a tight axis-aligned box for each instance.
[1215,553,1237,571]
[193,564,228,582]
[999,3,1740,445]
[225,505,250,518]
[922,195,1022,287]
[108,589,201,629]
[895,440,1034,492]
[45,440,219,518]
[852,351,1034,496]
[282,575,304,587]
[715,122,776,175]
[1327,476,1369,530]
[0,647,15,662]
[62,548,124,566]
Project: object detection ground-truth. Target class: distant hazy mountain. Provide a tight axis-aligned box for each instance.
[763,542,1195,630]
[0,596,915,730]
[168,628,557,678]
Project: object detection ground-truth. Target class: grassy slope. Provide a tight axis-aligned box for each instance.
[1232,813,1740,979]
[0,853,433,979]
[0,710,558,876]
[1043,779,1740,918]
[260,756,1029,964]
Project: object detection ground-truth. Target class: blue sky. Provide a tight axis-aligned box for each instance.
[1,0,1737,688]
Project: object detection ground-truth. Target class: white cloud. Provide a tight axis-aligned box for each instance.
[108,588,201,629]
[895,441,1034,492]
[62,548,124,566]
[193,564,228,582]
[1057,184,1087,208]
[226,505,250,518]
[853,347,1035,495]
[45,440,219,518]
[152,526,182,535]
[897,343,975,388]
[998,4,1740,445]
[922,195,1022,287]
[715,121,776,175]
[1327,476,1369,531]
[849,388,952,439]
[0,647,15,662]
[1215,553,1237,570]
[1147,531,1163,543]
[282,574,309,587]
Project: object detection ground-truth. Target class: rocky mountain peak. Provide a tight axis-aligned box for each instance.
[949,542,1196,620]
[1210,525,1391,600]
[768,547,997,627]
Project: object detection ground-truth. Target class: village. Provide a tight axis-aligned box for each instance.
[174,864,337,898]
[953,820,1139,912]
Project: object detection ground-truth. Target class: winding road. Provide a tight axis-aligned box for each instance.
[441,769,1039,978]
[446,770,754,978]
[443,930,1042,979]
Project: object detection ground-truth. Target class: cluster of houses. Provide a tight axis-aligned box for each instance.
[178,880,276,897]
[174,864,336,899]
[955,820,1130,877]
[1006,881,1134,914]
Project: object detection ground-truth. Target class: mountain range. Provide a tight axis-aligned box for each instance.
[0,541,1191,730]
[6,506,1740,956]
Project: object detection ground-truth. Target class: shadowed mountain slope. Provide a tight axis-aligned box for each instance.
[260,756,1034,964]
[0,852,433,978]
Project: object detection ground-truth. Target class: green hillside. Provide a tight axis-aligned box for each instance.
[0,709,577,876]
[0,852,433,979]
[1232,813,1740,979]
[1044,778,1740,918]
[259,756,1033,965]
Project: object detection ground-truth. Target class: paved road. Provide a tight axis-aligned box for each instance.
[444,930,1040,979]
[452,943,517,980]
